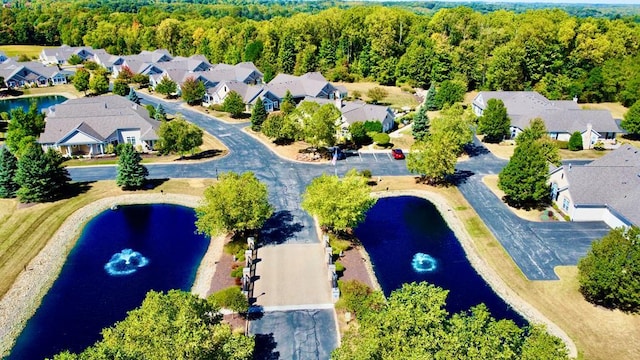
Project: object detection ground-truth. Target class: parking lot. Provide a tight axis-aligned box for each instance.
[340,150,405,163]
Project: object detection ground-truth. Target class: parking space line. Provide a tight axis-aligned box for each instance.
[386,152,393,161]
[372,152,378,162]
[358,152,363,162]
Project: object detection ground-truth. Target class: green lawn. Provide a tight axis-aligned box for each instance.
[0,45,51,59]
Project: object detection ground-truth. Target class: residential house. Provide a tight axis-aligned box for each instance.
[112,49,173,78]
[472,91,621,149]
[39,95,161,157]
[301,97,396,135]
[92,49,124,73]
[0,59,71,88]
[203,80,263,111]
[39,45,96,65]
[549,144,640,228]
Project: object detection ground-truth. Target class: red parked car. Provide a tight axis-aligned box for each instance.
[392,149,405,160]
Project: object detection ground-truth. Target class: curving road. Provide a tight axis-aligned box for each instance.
[67,94,611,358]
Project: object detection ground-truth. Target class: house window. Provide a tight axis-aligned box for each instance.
[562,198,570,212]
[126,136,136,145]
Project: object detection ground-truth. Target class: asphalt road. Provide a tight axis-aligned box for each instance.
[66,94,612,358]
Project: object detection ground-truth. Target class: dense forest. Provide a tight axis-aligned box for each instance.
[2,0,640,105]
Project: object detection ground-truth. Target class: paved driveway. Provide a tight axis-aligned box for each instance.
[65,95,612,358]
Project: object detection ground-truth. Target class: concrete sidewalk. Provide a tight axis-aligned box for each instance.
[252,243,332,308]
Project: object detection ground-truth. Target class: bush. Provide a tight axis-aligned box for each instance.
[104,143,115,154]
[330,235,352,255]
[230,265,244,278]
[593,141,605,151]
[373,133,390,146]
[84,61,100,71]
[208,286,249,313]
[568,131,583,151]
[351,90,362,99]
[210,104,224,111]
[335,280,384,317]
[335,260,345,273]
[363,120,383,133]
[224,238,248,262]
[360,169,372,178]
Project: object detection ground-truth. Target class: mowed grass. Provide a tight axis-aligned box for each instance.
[369,176,640,360]
[581,102,628,119]
[0,45,51,59]
[0,179,214,299]
[334,81,419,110]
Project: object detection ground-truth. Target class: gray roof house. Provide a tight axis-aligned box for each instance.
[300,97,396,134]
[39,95,161,157]
[39,45,96,65]
[92,49,124,72]
[472,91,621,149]
[549,144,640,228]
[203,80,264,111]
[0,59,71,88]
[265,72,339,101]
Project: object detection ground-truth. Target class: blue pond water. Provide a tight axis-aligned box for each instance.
[354,196,526,326]
[0,95,67,114]
[7,204,210,360]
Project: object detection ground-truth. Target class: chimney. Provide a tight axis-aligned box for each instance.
[586,123,593,150]
[334,90,342,109]
[573,95,578,103]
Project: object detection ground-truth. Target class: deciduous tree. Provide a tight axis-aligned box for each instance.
[621,99,640,137]
[116,143,148,190]
[0,148,19,198]
[6,105,45,157]
[366,87,388,104]
[434,79,466,109]
[223,91,245,118]
[578,226,640,312]
[181,77,206,105]
[407,131,458,184]
[301,170,376,232]
[349,121,370,145]
[280,90,295,115]
[72,68,90,95]
[155,76,178,97]
[478,98,510,143]
[498,140,549,208]
[112,79,128,96]
[299,102,340,147]
[54,290,254,360]
[89,70,109,95]
[157,116,203,158]
[196,171,274,237]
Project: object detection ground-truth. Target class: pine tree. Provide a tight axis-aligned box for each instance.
[223,91,245,118]
[281,90,295,115]
[127,87,140,104]
[154,104,166,121]
[251,97,267,131]
[116,143,148,190]
[426,83,438,110]
[0,148,19,198]
[15,146,70,203]
[412,105,430,141]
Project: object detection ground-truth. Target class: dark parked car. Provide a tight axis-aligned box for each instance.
[392,149,405,160]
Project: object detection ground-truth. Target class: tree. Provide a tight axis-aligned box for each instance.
[412,105,430,141]
[434,80,466,109]
[157,116,203,158]
[426,83,438,110]
[429,104,474,154]
[372,132,390,146]
[181,77,206,105]
[72,68,90,95]
[208,286,249,314]
[621,99,640,137]
[478,98,510,143]
[112,79,128,96]
[196,171,273,237]
[116,143,148,190]
[498,140,549,208]
[54,290,254,360]
[127,87,140,104]
[568,131,583,151]
[223,91,245,118]
[0,148,19,198]
[516,118,561,166]
[407,131,459,184]
[294,102,340,147]
[250,97,267,131]
[349,122,371,145]
[117,65,134,82]
[15,147,69,203]
[578,226,640,312]
[367,87,388,104]
[363,120,383,134]
[132,73,149,88]
[155,76,178,97]
[6,105,45,157]
[89,70,109,95]
[333,282,568,360]
[67,54,83,65]
[280,90,295,115]
[155,103,166,121]
[301,170,376,232]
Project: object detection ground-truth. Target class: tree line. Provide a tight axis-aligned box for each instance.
[2,1,640,105]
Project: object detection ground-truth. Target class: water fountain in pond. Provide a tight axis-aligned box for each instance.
[411,253,437,273]
[104,249,149,276]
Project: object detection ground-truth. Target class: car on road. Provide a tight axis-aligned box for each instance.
[392,149,405,160]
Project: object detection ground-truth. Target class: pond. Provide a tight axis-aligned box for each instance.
[0,95,68,114]
[354,196,525,326]
[7,204,210,360]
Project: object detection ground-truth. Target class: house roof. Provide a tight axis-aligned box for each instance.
[341,100,393,125]
[562,144,640,226]
[208,81,263,103]
[39,95,161,144]
[41,45,94,63]
[474,91,620,134]
[266,72,337,99]
[204,62,262,84]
